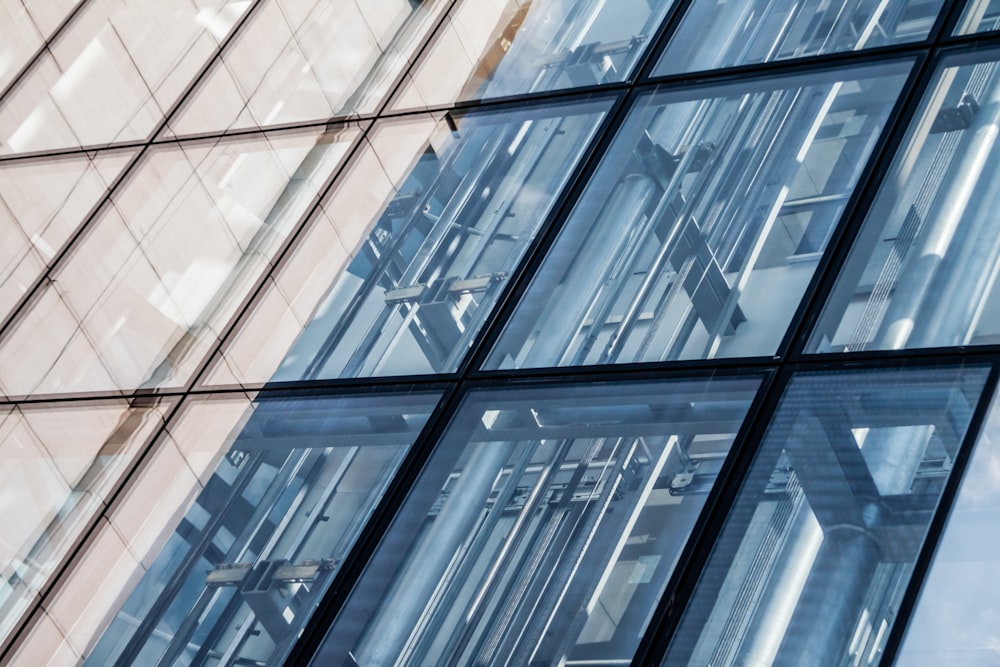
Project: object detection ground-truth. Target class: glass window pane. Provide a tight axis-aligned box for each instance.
[956,0,1000,34]
[391,0,676,110]
[0,397,171,647]
[810,52,1000,353]
[662,364,990,667]
[655,0,943,76]
[0,148,135,322]
[64,390,439,667]
[485,63,910,371]
[205,98,611,385]
[311,375,762,667]
[0,125,359,396]
[0,0,251,155]
[0,0,81,92]
[168,0,448,136]
[894,384,1000,665]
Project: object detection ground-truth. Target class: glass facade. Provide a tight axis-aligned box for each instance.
[6,1,1000,666]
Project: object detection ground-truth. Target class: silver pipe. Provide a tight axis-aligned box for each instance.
[910,129,1000,346]
[735,490,823,666]
[355,441,514,666]
[777,527,883,666]
[873,71,1000,349]
[519,173,657,366]
[828,69,1000,602]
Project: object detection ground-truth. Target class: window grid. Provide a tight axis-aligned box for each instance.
[2,1,1000,665]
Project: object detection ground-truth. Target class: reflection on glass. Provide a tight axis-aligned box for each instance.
[0,125,358,396]
[81,390,439,667]
[391,0,675,109]
[956,0,1000,33]
[311,376,761,667]
[0,0,80,92]
[169,0,447,136]
[207,98,610,385]
[656,0,943,75]
[0,0,250,155]
[895,386,1000,665]
[486,63,909,370]
[811,53,1000,353]
[0,149,134,322]
[0,398,170,647]
[663,365,989,667]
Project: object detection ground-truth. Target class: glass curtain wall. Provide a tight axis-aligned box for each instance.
[486,63,910,369]
[895,378,1000,665]
[811,49,1000,352]
[662,365,990,667]
[80,390,442,667]
[5,1,1000,666]
[312,376,762,667]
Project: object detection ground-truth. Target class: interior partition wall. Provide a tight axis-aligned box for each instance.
[4,1,1000,666]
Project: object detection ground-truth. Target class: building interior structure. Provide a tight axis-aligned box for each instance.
[3,0,1000,665]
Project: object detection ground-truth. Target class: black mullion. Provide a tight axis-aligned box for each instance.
[0,0,93,108]
[0,141,147,164]
[783,40,1000,363]
[282,380,464,666]
[937,0,987,40]
[458,87,634,377]
[11,2,1000,666]
[877,359,1000,667]
[463,51,924,381]
[929,0,974,44]
[633,365,790,666]
[468,355,782,384]
[630,0,699,83]
[780,48,942,362]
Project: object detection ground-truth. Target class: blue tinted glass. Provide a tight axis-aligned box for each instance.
[663,365,990,667]
[956,0,1000,33]
[83,390,440,667]
[311,375,762,666]
[895,385,1000,665]
[656,0,943,75]
[392,0,676,109]
[810,52,1000,353]
[485,62,910,370]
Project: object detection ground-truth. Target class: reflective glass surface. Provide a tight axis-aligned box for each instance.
[74,390,440,667]
[0,148,134,320]
[656,0,943,76]
[168,0,447,136]
[0,125,358,396]
[663,365,989,667]
[486,63,910,370]
[894,385,1000,665]
[956,0,1000,33]
[3,0,1000,663]
[810,53,1000,353]
[206,98,611,384]
[0,0,250,155]
[391,0,676,110]
[312,376,762,667]
[0,398,171,647]
[0,0,80,93]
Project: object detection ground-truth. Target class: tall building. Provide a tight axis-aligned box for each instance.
[2,0,1000,664]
